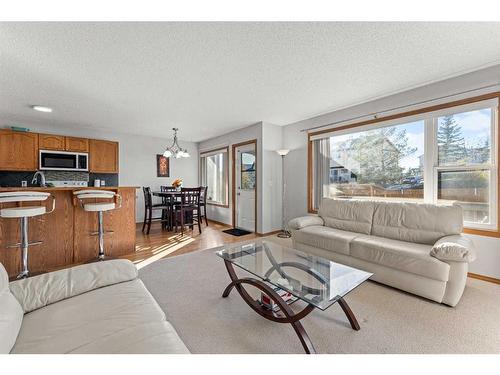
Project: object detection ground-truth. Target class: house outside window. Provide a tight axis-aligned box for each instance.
[310,98,498,231]
[200,147,229,206]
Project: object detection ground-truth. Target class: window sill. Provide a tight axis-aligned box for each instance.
[463,228,500,238]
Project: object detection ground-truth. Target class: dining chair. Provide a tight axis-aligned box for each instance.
[142,187,169,234]
[199,186,209,226]
[160,185,182,228]
[173,187,202,235]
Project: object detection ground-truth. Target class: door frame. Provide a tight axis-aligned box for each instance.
[232,139,257,233]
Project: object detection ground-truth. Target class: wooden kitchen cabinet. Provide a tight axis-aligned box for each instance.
[39,134,66,150]
[0,130,118,172]
[65,136,89,152]
[89,139,119,173]
[0,130,39,171]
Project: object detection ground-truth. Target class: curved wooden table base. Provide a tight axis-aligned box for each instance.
[222,259,360,354]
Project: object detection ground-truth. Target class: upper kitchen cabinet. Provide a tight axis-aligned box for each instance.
[40,134,89,152]
[89,139,119,173]
[65,136,89,152]
[39,133,65,150]
[0,130,39,171]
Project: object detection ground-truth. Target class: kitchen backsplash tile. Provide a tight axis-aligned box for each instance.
[0,171,119,187]
[45,171,89,181]
[89,173,119,187]
[0,171,36,187]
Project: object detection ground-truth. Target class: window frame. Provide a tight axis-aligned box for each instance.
[307,92,500,237]
[199,146,229,207]
[429,101,498,230]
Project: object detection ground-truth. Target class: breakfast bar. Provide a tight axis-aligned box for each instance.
[0,186,137,278]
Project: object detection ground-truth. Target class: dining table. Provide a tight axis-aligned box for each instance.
[152,190,193,231]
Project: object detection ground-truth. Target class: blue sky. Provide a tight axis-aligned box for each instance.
[331,108,492,170]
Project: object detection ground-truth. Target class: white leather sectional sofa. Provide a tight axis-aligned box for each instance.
[1,259,189,354]
[289,198,476,306]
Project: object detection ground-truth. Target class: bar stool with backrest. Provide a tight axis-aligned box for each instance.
[0,191,55,279]
[73,189,121,261]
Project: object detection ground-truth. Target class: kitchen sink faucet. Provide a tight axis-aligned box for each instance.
[31,170,46,187]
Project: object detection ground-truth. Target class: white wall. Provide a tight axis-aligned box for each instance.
[198,122,283,233]
[198,122,264,232]
[0,117,198,222]
[198,122,284,234]
[282,64,500,279]
[262,122,284,233]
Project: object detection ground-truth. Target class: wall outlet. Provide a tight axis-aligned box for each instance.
[21,180,27,187]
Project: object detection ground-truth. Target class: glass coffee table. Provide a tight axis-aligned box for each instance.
[216,239,372,354]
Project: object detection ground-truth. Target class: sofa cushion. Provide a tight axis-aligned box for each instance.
[371,201,463,245]
[350,236,450,281]
[9,259,138,314]
[288,215,324,230]
[293,225,363,255]
[11,278,187,354]
[0,264,23,354]
[318,198,375,235]
[63,321,189,354]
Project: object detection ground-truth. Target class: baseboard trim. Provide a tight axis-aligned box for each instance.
[208,219,232,227]
[468,272,500,285]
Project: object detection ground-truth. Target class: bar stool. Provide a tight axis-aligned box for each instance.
[0,191,55,279]
[73,190,121,261]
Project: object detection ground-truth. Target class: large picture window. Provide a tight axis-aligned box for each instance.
[310,97,498,232]
[200,147,228,206]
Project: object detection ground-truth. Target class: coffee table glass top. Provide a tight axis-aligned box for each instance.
[216,239,372,310]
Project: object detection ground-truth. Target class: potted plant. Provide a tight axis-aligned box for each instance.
[172,178,183,191]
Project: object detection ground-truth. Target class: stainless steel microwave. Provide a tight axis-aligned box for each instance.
[39,150,89,171]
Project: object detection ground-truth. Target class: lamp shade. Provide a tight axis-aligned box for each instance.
[276,149,290,156]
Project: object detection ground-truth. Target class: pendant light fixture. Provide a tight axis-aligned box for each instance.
[163,128,190,158]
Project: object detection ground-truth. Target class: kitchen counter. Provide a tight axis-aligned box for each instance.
[0,186,137,278]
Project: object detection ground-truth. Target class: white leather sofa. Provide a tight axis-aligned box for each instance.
[0,259,189,354]
[289,198,476,306]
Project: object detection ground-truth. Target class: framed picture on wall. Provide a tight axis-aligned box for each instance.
[156,154,170,177]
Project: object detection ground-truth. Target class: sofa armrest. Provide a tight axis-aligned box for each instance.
[9,259,138,313]
[430,234,476,263]
[288,215,324,230]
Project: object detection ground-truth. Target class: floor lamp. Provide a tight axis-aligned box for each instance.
[276,149,291,238]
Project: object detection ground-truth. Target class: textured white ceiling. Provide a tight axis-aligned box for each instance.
[1,22,500,142]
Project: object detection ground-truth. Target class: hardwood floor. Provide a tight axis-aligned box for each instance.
[121,221,260,269]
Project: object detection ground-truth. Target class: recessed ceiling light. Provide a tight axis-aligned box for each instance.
[31,105,53,113]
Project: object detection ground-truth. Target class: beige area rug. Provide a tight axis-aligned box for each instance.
[138,236,500,354]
